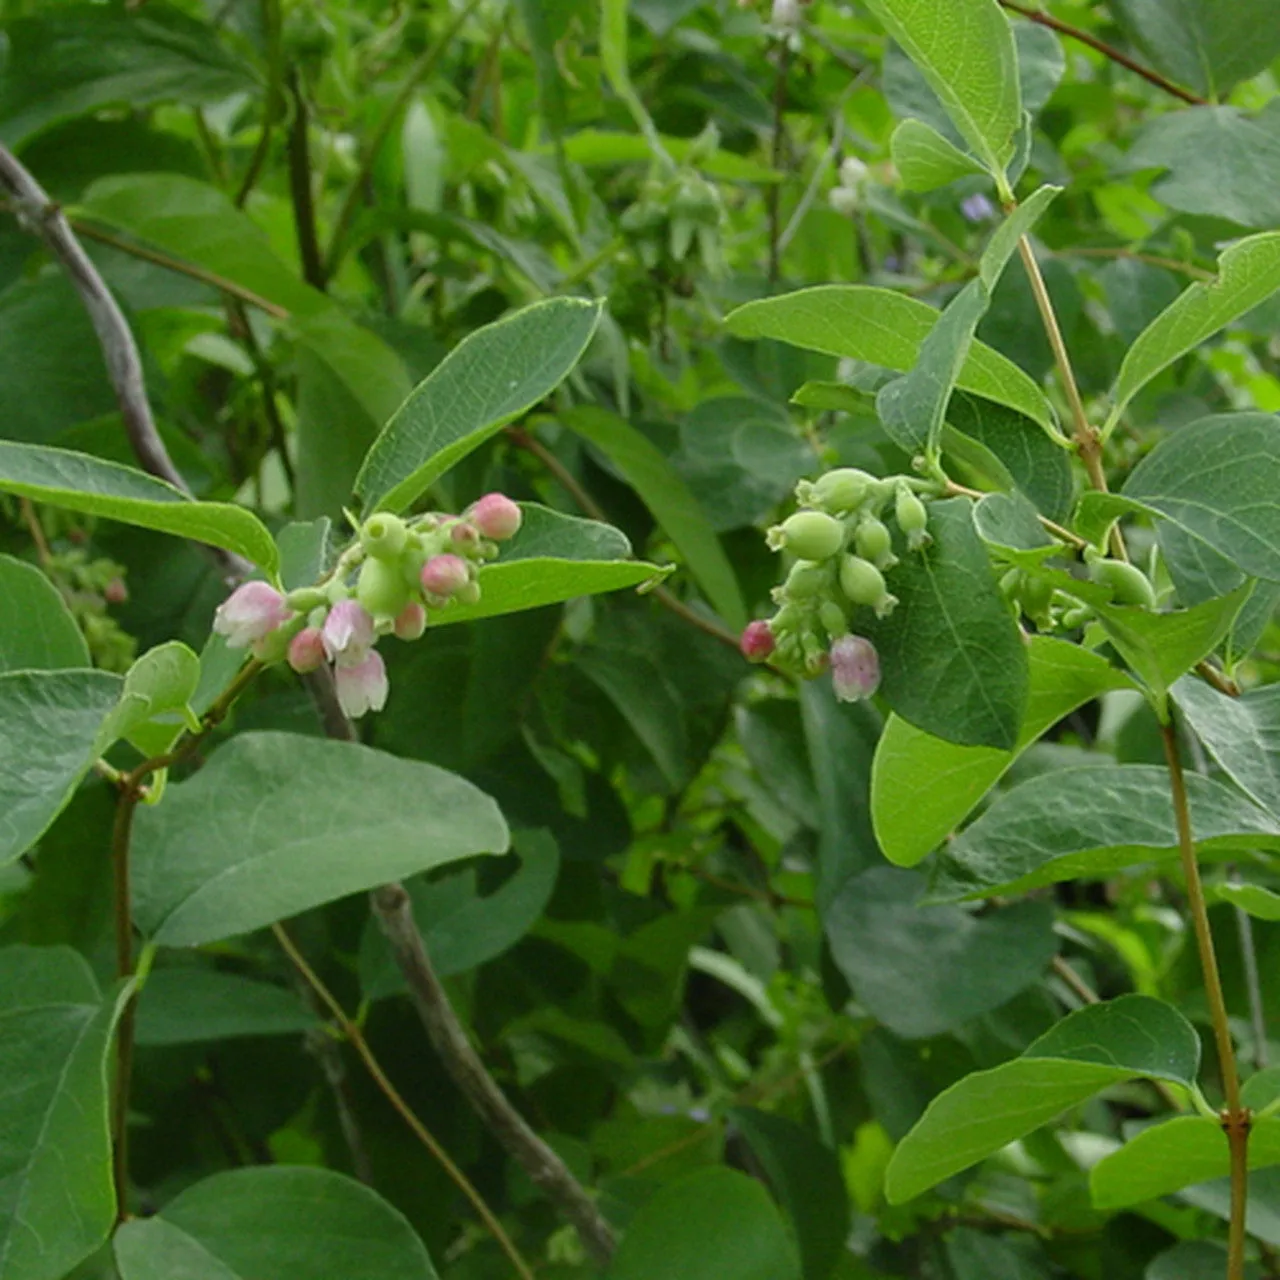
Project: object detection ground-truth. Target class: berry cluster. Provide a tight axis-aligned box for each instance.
[212,493,522,719]
[740,468,936,703]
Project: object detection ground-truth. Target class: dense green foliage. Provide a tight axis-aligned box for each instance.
[5,1,1280,1278]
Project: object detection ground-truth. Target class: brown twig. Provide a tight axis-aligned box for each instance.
[0,144,251,582]
[767,36,791,287]
[997,1,1208,106]
[1051,955,1099,1005]
[286,69,326,291]
[371,881,618,1266]
[68,219,289,319]
[273,923,535,1280]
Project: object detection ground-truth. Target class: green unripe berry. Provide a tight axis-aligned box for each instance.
[777,511,845,561]
[839,555,899,617]
[356,556,411,619]
[1060,604,1093,629]
[360,512,408,561]
[854,517,897,569]
[286,586,328,613]
[784,561,828,599]
[1088,557,1157,608]
[999,568,1024,599]
[895,487,931,550]
[809,468,876,514]
[819,600,848,638]
[1022,574,1055,619]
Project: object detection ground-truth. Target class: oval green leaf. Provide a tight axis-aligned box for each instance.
[724,286,1055,433]
[0,441,278,576]
[0,555,88,674]
[131,731,510,947]
[356,297,604,515]
[113,1166,439,1280]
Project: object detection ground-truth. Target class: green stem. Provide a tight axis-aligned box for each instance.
[1161,720,1249,1278]
[286,69,326,291]
[236,0,285,208]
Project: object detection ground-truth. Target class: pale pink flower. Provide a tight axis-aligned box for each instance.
[830,635,880,703]
[468,493,523,541]
[449,521,481,550]
[420,554,471,599]
[213,581,291,649]
[322,599,375,666]
[287,627,327,674]
[335,650,389,719]
[739,620,776,663]
[393,602,427,641]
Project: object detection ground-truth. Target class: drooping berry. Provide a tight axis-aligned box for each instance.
[359,512,408,561]
[771,511,845,561]
[839,555,898,618]
[740,620,775,662]
[808,468,875,514]
[1088,557,1157,609]
[356,556,411,620]
[854,517,897,569]
[895,487,931,551]
[783,561,828,599]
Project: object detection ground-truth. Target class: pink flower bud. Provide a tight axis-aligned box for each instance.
[287,626,327,674]
[393,602,427,641]
[467,493,523,541]
[213,581,292,649]
[830,635,880,703]
[449,521,481,551]
[740,620,776,663]
[322,599,375,666]
[420,554,471,599]
[103,578,128,605]
[334,649,389,719]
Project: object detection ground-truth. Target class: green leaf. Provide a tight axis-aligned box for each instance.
[864,0,1021,177]
[430,505,667,627]
[0,669,122,866]
[1211,881,1280,921]
[356,298,604,515]
[113,1167,439,1280]
[863,498,1029,750]
[109,641,202,758]
[1148,1241,1259,1280]
[800,679,882,910]
[1091,1115,1280,1208]
[80,175,410,468]
[972,490,1054,558]
[276,518,332,592]
[1174,675,1280,815]
[825,866,1056,1039]
[562,406,746,630]
[0,556,89,673]
[885,995,1199,1203]
[943,392,1075,524]
[0,442,278,576]
[0,5,257,149]
[0,277,118,447]
[0,944,99,1011]
[1121,108,1280,230]
[933,764,1280,900]
[877,187,1062,453]
[359,829,560,999]
[1106,237,1280,432]
[1091,583,1253,710]
[134,969,318,1047]
[0,954,132,1280]
[873,637,1132,867]
[1109,0,1280,98]
[606,1167,801,1280]
[730,1108,850,1280]
[131,732,509,947]
[890,119,987,192]
[724,287,1056,434]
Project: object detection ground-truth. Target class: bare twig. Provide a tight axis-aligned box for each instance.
[273,923,535,1280]
[997,1,1208,106]
[286,70,326,291]
[371,881,617,1266]
[0,144,249,582]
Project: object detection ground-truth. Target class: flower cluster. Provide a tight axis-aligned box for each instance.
[212,493,523,719]
[739,468,936,703]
